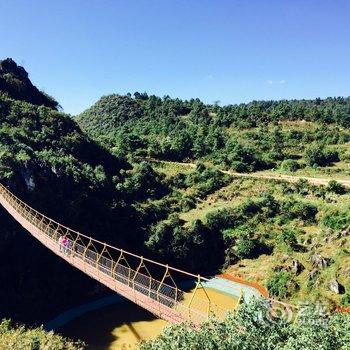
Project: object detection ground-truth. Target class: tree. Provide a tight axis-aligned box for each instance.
[304,143,339,167]
[267,271,294,298]
[269,125,285,160]
[327,180,347,195]
[235,238,269,259]
[280,159,299,172]
[140,298,350,350]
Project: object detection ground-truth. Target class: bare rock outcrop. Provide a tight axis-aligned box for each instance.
[292,260,304,275]
[329,279,345,294]
[310,252,331,269]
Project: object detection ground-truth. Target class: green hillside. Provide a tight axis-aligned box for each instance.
[0,60,160,324]
[1,59,349,348]
[77,93,350,174]
[0,58,59,109]
[77,92,350,308]
[0,60,228,324]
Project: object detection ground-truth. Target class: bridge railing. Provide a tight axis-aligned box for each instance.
[0,184,234,325]
[0,184,306,325]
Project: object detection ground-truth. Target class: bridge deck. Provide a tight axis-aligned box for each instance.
[0,184,232,326]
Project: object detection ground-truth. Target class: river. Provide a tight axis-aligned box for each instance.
[56,287,238,349]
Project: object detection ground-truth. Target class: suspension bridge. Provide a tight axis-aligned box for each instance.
[0,183,295,327]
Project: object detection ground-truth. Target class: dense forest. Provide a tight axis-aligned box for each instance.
[1,59,350,348]
[77,93,350,172]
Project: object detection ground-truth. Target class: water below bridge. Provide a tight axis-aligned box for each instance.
[51,286,238,349]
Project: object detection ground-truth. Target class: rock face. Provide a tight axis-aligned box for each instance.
[309,268,318,279]
[329,279,345,294]
[310,252,331,269]
[292,260,304,275]
[272,265,285,272]
[0,58,59,109]
[339,227,350,238]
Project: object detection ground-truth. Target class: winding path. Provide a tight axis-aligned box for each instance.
[145,158,350,187]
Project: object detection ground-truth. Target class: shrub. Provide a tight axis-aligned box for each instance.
[341,285,350,306]
[235,238,270,259]
[206,208,236,231]
[179,196,196,212]
[266,271,294,298]
[0,319,84,350]
[277,230,298,248]
[256,193,280,218]
[230,160,250,172]
[141,298,350,350]
[326,180,347,195]
[280,159,299,172]
[236,198,262,217]
[225,140,271,172]
[222,225,254,241]
[322,209,350,230]
[294,178,310,195]
[339,150,350,162]
[186,166,230,197]
[169,172,187,189]
[119,161,169,200]
[282,200,318,222]
[304,143,339,167]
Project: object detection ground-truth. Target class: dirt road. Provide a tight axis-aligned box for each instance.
[145,158,350,188]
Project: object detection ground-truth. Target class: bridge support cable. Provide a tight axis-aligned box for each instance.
[0,184,234,326]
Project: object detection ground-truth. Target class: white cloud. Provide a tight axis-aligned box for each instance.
[266,79,286,85]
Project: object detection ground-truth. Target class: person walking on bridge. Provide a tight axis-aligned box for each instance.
[62,236,69,254]
[59,235,68,254]
[58,235,64,252]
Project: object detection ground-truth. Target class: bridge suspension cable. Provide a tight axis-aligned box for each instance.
[0,184,238,326]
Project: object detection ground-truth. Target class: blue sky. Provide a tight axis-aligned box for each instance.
[1,0,349,115]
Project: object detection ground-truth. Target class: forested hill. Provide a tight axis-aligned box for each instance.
[0,59,226,325]
[0,60,147,324]
[77,92,350,310]
[0,58,59,109]
[77,93,350,170]
[1,59,349,329]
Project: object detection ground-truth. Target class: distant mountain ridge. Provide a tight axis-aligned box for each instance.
[76,92,350,166]
[0,58,59,109]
